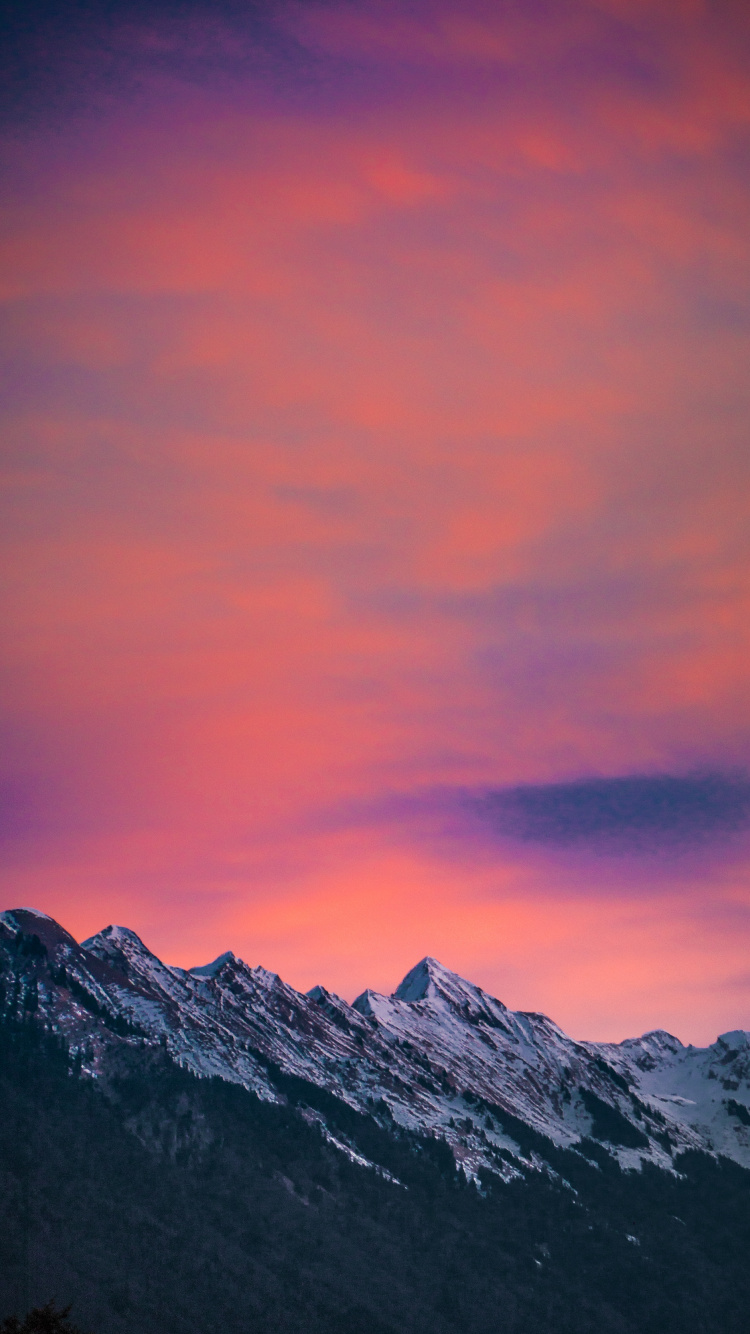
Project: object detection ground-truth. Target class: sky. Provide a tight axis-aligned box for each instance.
[1,0,750,1044]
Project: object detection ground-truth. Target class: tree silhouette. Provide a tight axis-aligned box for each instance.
[0,1303,88,1333]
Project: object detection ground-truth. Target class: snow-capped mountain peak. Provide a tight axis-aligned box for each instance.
[1,906,79,952]
[394,955,511,1023]
[0,906,55,926]
[394,956,460,1002]
[189,951,237,978]
[717,1029,749,1050]
[83,923,148,955]
[83,923,180,987]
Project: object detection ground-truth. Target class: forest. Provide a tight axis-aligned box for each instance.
[1,1014,749,1334]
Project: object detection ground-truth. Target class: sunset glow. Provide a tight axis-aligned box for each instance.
[2,0,750,1043]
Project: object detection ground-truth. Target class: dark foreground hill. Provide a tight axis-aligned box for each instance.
[2,1015,750,1334]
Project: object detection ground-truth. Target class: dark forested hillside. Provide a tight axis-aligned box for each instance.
[1,1015,749,1334]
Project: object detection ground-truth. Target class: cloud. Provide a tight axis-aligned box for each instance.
[473,772,750,852]
[2,0,750,1041]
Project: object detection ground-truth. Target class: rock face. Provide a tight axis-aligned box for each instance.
[2,906,748,1177]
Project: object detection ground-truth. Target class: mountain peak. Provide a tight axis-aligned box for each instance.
[1,907,79,952]
[88,924,146,948]
[189,950,237,978]
[82,923,152,962]
[0,906,55,926]
[393,956,457,1002]
[393,956,514,1034]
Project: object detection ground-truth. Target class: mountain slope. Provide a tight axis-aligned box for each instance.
[2,1008,750,1334]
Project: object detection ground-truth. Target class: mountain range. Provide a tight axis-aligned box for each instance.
[2,905,748,1181]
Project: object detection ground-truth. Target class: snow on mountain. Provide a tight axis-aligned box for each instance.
[189,951,237,978]
[2,908,748,1178]
[591,1026,750,1165]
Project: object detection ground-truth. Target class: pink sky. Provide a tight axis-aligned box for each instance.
[1,0,750,1043]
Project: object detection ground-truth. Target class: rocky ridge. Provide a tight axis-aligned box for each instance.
[1,906,748,1179]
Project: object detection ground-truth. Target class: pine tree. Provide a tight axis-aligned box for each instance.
[0,1302,88,1333]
